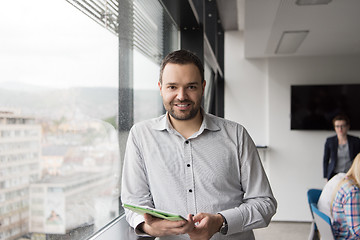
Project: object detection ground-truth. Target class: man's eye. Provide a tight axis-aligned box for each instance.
[168,86,176,90]
[188,86,196,90]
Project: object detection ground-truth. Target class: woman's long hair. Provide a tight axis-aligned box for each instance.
[345,152,360,187]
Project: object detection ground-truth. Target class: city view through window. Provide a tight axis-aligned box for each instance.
[0,1,120,239]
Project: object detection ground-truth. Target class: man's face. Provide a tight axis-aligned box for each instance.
[334,120,349,137]
[158,63,205,121]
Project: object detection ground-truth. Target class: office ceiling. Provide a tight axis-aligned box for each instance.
[216,0,360,58]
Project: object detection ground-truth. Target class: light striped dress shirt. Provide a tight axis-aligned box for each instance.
[121,111,277,239]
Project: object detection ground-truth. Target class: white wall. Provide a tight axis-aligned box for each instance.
[224,30,360,221]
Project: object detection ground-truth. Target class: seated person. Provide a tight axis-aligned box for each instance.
[318,172,346,218]
[331,153,360,239]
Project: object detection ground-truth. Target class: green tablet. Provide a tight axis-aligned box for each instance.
[122,203,186,221]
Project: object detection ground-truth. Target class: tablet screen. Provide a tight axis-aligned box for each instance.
[122,203,186,221]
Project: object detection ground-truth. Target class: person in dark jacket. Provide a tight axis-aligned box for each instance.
[323,114,360,180]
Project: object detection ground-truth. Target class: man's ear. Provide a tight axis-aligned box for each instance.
[202,80,206,96]
[158,81,162,95]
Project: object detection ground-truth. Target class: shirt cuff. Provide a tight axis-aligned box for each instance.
[218,208,244,235]
[132,214,151,237]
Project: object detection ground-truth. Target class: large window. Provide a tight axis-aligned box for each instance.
[133,50,164,123]
[0,0,178,239]
[0,1,119,239]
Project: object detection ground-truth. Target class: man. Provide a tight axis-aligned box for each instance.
[121,50,277,240]
[323,114,360,180]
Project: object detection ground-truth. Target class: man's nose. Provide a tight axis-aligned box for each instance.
[177,88,187,101]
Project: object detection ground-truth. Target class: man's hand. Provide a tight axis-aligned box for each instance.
[188,213,224,240]
[139,213,195,237]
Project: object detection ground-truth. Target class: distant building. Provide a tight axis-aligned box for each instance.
[0,111,42,240]
[0,111,120,240]
[41,145,69,176]
[28,172,117,238]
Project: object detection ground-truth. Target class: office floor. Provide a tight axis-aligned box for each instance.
[254,221,311,240]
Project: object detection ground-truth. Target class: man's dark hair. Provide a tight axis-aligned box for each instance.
[159,49,204,83]
[332,114,350,126]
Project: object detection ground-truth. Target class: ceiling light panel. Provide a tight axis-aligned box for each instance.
[295,0,332,6]
[275,30,309,54]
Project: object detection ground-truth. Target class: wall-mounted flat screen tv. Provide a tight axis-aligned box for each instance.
[291,84,360,130]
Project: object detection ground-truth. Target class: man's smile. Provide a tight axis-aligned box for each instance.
[173,102,192,110]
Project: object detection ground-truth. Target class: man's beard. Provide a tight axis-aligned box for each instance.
[167,101,201,121]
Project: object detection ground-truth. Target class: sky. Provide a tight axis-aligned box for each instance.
[0,0,119,89]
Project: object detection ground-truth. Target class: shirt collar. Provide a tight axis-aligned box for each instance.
[151,108,220,133]
[201,109,221,132]
[151,114,170,131]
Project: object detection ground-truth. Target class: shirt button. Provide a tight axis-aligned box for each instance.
[187,164,190,167]
[189,189,192,193]
[185,140,189,144]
